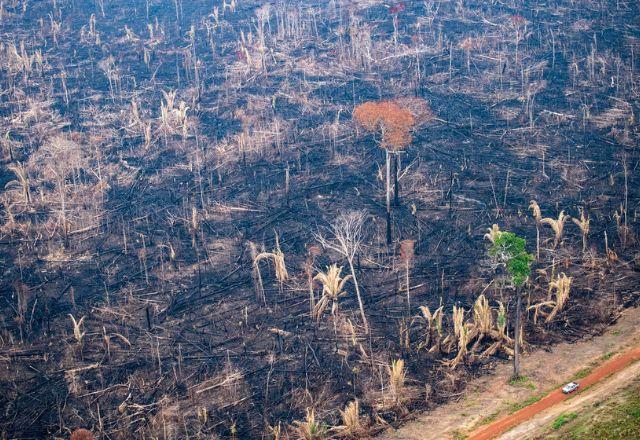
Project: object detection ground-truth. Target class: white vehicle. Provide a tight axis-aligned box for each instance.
[562,382,580,394]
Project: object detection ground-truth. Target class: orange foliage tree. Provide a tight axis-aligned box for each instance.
[353,100,415,245]
[70,429,94,440]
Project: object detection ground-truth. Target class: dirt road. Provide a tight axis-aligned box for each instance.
[468,346,640,440]
[499,360,640,439]
[381,307,640,440]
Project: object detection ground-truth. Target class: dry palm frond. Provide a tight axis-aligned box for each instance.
[540,211,568,249]
[254,234,289,283]
[447,306,469,368]
[451,326,468,369]
[69,314,86,344]
[451,305,465,341]
[529,272,572,323]
[248,242,265,303]
[572,207,590,252]
[268,422,281,440]
[337,400,363,435]
[418,304,444,343]
[388,359,406,404]
[546,273,572,322]
[312,264,351,321]
[6,163,31,205]
[473,294,492,335]
[292,408,327,440]
[419,305,444,331]
[529,200,542,223]
[196,406,208,424]
[529,300,555,325]
[484,224,502,243]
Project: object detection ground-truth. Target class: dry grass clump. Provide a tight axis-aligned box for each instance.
[336,399,366,436]
[292,408,327,440]
[388,359,406,405]
[447,306,468,368]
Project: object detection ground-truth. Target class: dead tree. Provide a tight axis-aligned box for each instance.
[316,211,369,334]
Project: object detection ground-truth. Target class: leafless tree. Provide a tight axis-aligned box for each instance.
[316,211,369,334]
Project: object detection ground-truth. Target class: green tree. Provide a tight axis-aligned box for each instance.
[488,230,533,379]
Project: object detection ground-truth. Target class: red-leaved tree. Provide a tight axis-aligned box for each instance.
[353,100,415,245]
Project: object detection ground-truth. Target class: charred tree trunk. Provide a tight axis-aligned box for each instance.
[393,152,400,207]
[386,149,392,245]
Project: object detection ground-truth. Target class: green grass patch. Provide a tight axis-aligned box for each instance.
[508,375,536,390]
[479,410,501,426]
[552,412,578,429]
[508,394,544,413]
[570,367,592,381]
[601,351,615,361]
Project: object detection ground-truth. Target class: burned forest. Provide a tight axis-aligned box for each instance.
[0,0,639,439]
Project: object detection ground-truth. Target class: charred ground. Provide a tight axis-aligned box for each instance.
[0,0,638,438]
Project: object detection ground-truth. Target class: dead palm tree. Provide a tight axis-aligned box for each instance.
[254,233,289,297]
[312,264,352,322]
[484,224,502,243]
[572,207,590,253]
[541,211,568,249]
[529,273,572,324]
[418,304,444,352]
[316,211,369,333]
[529,200,542,258]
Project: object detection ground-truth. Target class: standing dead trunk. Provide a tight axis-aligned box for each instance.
[393,152,400,207]
[348,258,369,334]
[385,149,392,245]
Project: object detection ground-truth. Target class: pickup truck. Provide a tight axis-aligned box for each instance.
[562,382,580,394]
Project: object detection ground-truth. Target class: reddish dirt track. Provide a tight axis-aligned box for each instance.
[468,346,640,440]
